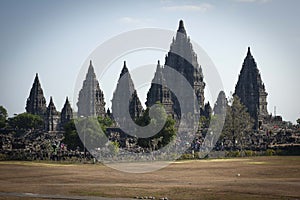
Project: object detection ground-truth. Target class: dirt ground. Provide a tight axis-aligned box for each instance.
[0,156,299,200]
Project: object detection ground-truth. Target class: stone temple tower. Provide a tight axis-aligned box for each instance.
[77,60,106,117]
[147,20,205,118]
[213,91,228,116]
[45,97,60,131]
[26,73,47,116]
[166,20,205,116]
[234,47,268,127]
[146,60,173,116]
[112,61,143,122]
[60,97,73,128]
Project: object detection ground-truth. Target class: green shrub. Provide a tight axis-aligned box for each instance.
[0,153,8,161]
[275,149,283,155]
[179,153,194,160]
[244,150,255,157]
[265,149,276,156]
[226,151,241,157]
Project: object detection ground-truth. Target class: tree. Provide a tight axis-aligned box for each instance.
[63,117,113,151]
[0,105,8,128]
[155,116,176,149]
[8,113,43,130]
[136,106,176,149]
[76,117,108,150]
[97,116,113,133]
[297,118,300,126]
[62,120,83,150]
[221,95,254,150]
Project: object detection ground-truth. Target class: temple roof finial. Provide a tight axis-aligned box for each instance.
[156,60,162,71]
[87,60,95,75]
[120,61,129,77]
[123,61,128,70]
[179,20,184,28]
[177,20,186,35]
[34,73,39,83]
[247,46,252,57]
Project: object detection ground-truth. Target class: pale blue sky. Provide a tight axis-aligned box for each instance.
[0,0,299,123]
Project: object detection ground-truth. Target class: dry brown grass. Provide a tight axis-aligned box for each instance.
[0,156,299,200]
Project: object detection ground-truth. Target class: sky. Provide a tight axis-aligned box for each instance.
[0,0,299,123]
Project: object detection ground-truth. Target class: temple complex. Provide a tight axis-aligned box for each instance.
[24,20,270,133]
[25,74,73,131]
[1,19,297,160]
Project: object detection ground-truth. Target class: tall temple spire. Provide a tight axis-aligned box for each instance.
[45,96,59,131]
[129,90,143,119]
[47,97,57,116]
[77,61,106,117]
[26,73,47,116]
[162,20,205,117]
[112,61,143,122]
[213,91,228,116]
[61,96,73,128]
[146,60,173,115]
[234,47,268,128]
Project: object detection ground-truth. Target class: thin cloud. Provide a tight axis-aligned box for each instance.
[162,3,213,12]
[118,17,142,24]
[160,0,172,3]
[117,17,154,26]
[232,0,272,3]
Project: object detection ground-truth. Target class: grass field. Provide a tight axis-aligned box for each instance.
[0,156,299,200]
